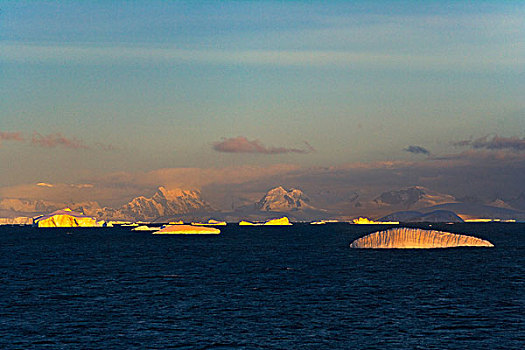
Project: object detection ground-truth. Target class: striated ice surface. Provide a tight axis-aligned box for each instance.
[350,227,494,249]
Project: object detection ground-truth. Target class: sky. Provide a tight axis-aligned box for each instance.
[0,1,524,210]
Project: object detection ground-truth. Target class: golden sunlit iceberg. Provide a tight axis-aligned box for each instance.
[153,224,220,234]
[33,208,103,228]
[132,225,160,231]
[238,217,292,226]
[352,217,399,224]
[239,220,261,226]
[350,227,494,249]
[191,219,227,226]
[264,217,292,225]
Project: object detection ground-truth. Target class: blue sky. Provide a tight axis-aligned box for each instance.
[0,1,524,205]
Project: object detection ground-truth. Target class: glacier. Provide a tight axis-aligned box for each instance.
[350,227,494,249]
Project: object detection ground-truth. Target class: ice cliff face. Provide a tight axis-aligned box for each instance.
[256,186,314,212]
[106,187,213,221]
[350,227,494,249]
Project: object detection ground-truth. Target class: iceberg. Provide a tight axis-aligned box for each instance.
[239,217,292,226]
[239,220,262,226]
[352,217,399,224]
[132,225,160,231]
[153,224,220,234]
[310,220,340,225]
[191,219,227,226]
[264,217,292,225]
[350,227,494,249]
[33,208,103,228]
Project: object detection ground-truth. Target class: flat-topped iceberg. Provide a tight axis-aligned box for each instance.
[153,224,220,234]
[352,217,399,224]
[132,225,160,231]
[238,217,292,226]
[350,227,494,249]
[191,219,227,226]
[33,208,103,228]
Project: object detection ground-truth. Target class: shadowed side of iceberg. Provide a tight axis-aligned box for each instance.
[350,227,494,249]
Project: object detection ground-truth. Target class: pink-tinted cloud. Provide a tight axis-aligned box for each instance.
[32,132,89,149]
[1,130,117,151]
[0,131,24,142]
[454,135,525,152]
[213,136,315,154]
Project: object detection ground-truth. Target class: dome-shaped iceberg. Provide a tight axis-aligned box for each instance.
[350,227,494,249]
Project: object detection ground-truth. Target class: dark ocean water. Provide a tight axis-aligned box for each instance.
[0,223,523,349]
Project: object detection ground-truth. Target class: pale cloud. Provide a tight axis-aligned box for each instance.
[0,131,24,146]
[213,137,315,155]
[0,42,521,71]
[32,132,88,149]
[0,131,24,141]
[454,135,525,152]
[70,184,94,189]
[1,130,117,151]
[97,164,301,190]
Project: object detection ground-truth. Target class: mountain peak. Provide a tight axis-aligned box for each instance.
[155,186,198,200]
[256,186,314,212]
[99,186,212,221]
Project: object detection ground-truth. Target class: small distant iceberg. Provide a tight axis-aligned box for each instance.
[464,218,516,223]
[350,227,494,249]
[310,220,339,225]
[132,225,160,231]
[239,217,292,226]
[239,220,263,226]
[191,219,227,226]
[33,208,103,228]
[153,224,220,234]
[169,220,184,225]
[352,217,399,225]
